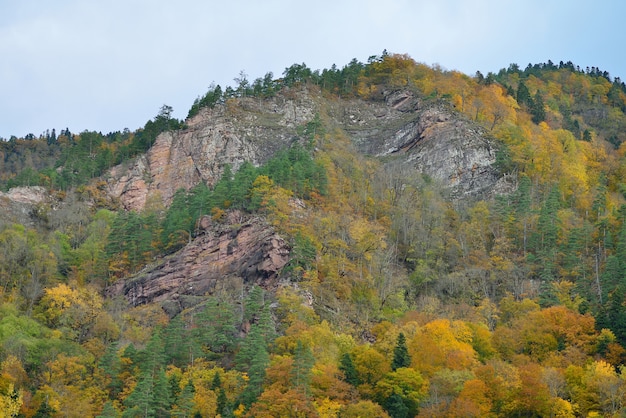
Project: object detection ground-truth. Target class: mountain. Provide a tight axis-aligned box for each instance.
[1,53,626,417]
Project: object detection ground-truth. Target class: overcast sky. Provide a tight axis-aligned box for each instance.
[1,0,624,139]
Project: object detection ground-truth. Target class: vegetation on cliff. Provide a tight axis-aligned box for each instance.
[1,52,626,416]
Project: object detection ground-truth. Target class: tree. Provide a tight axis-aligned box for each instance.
[339,352,359,386]
[376,367,428,418]
[123,370,155,418]
[391,333,411,371]
[96,401,119,418]
[195,298,238,357]
[531,91,546,124]
[291,340,315,395]
[0,383,22,417]
[516,81,532,108]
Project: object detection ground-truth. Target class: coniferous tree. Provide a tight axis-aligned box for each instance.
[531,91,546,124]
[391,332,411,371]
[123,370,155,418]
[99,341,123,398]
[516,81,532,108]
[385,392,409,418]
[339,352,359,386]
[174,381,195,417]
[291,340,315,395]
[152,367,172,417]
[164,315,198,367]
[33,400,57,418]
[195,298,238,356]
[96,401,118,418]
[238,339,269,407]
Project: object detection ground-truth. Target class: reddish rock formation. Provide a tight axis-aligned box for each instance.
[106,212,289,314]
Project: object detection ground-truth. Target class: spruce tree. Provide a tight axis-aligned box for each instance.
[391,332,411,371]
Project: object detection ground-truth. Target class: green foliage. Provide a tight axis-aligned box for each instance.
[391,332,411,371]
[290,340,314,394]
[339,352,359,386]
[5,54,626,416]
[195,298,239,357]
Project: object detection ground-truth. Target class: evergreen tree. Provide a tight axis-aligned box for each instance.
[291,340,315,395]
[123,370,155,418]
[516,81,532,108]
[153,367,172,417]
[211,165,233,208]
[339,352,359,386]
[164,315,198,367]
[195,298,238,356]
[161,189,193,253]
[391,332,411,371]
[141,328,167,375]
[238,341,269,407]
[385,392,409,418]
[96,401,119,418]
[173,381,195,418]
[33,400,57,418]
[531,91,546,124]
[99,341,123,398]
[243,285,264,324]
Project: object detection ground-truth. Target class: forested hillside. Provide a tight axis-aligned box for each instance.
[2,52,626,417]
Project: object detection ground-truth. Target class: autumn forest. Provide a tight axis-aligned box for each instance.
[2,52,626,417]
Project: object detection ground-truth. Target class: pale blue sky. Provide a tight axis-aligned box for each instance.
[1,0,624,138]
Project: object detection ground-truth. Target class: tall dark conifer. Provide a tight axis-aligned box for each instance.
[391,332,411,371]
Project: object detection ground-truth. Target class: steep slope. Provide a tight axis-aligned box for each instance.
[106,210,289,316]
[106,87,503,214]
[106,89,317,211]
[101,87,505,308]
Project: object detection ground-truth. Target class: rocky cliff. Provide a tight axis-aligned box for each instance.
[0,186,50,227]
[336,90,503,199]
[102,87,506,307]
[106,89,317,211]
[106,210,289,315]
[106,87,504,212]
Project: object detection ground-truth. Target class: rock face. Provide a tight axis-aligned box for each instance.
[106,211,289,314]
[106,87,502,211]
[103,87,506,309]
[0,186,50,227]
[106,90,316,211]
[339,90,501,199]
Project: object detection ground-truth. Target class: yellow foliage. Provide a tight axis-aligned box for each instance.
[0,383,22,418]
[315,397,342,418]
[409,319,478,375]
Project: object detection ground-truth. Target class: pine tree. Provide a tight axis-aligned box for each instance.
[239,342,269,407]
[123,370,155,418]
[173,381,195,418]
[516,81,532,108]
[152,367,172,417]
[195,298,238,356]
[33,400,56,418]
[99,341,123,397]
[391,332,411,371]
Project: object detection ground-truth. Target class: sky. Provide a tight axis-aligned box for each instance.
[1,0,625,139]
